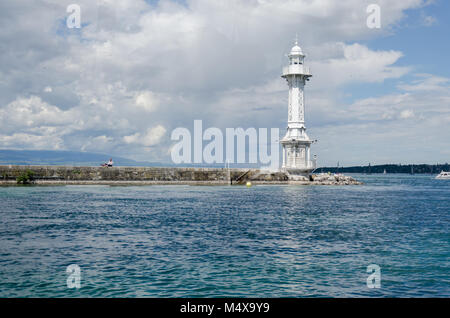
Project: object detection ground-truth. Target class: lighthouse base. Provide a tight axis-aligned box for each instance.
[280,137,315,178]
[282,168,314,181]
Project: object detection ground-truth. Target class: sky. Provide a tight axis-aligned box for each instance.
[0,0,449,167]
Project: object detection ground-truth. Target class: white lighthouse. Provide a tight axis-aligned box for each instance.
[281,40,316,178]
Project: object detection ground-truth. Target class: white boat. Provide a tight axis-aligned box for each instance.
[435,171,450,179]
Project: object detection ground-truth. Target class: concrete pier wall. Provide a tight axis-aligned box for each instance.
[0,165,361,185]
[0,166,288,185]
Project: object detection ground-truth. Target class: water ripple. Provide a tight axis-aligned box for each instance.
[0,174,449,297]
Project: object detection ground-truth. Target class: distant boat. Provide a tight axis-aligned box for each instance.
[383,169,387,174]
[436,171,450,179]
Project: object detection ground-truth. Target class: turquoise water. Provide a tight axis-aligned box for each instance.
[0,174,448,297]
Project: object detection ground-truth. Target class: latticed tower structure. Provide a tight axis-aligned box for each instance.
[280,40,316,177]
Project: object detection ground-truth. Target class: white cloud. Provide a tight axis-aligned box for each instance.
[0,0,444,164]
[399,109,415,119]
[398,74,450,92]
[311,74,450,165]
[123,133,140,145]
[341,75,450,123]
[0,133,64,150]
[124,125,167,147]
[135,91,160,112]
[142,125,167,147]
[310,43,410,87]
[0,96,73,133]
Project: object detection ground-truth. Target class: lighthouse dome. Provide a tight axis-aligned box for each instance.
[289,42,304,56]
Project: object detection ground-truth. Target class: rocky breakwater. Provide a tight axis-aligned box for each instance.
[288,173,362,185]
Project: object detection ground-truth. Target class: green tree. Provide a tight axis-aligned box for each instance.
[16,170,34,184]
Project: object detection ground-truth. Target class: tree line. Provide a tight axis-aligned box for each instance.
[317,163,450,174]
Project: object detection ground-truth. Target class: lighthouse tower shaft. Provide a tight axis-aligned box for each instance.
[281,41,316,175]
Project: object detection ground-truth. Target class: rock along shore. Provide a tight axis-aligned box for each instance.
[0,165,362,186]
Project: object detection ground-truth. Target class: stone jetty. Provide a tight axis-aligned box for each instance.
[0,165,362,186]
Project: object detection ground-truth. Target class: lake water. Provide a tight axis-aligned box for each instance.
[0,174,448,297]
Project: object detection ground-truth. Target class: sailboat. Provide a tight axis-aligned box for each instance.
[383,169,387,175]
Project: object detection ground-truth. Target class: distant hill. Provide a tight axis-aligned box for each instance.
[3,150,447,172]
[0,150,163,167]
[0,150,262,168]
[318,163,450,174]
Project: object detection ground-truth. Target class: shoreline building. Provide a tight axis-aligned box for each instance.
[280,40,316,178]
